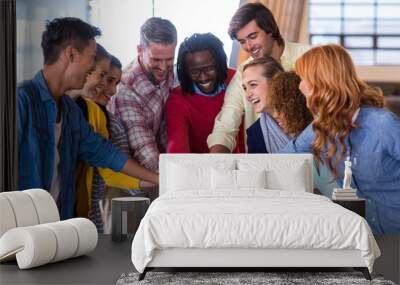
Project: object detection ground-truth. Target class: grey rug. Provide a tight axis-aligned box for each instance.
[117,271,396,285]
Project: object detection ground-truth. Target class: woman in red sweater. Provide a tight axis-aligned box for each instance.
[166,33,243,153]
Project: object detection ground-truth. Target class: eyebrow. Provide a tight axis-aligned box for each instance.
[189,63,215,69]
[246,32,258,39]
[245,79,258,85]
[150,56,174,61]
[238,32,258,41]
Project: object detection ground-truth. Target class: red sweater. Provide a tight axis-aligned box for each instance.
[166,68,244,153]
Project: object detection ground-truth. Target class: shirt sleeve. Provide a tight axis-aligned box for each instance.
[17,89,27,148]
[207,69,245,151]
[381,111,400,160]
[77,111,128,172]
[280,123,314,153]
[166,92,191,153]
[84,99,139,188]
[116,97,159,171]
[85,99,139,189]
[97,167,140,189]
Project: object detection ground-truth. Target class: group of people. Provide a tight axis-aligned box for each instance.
[18,3,399,235]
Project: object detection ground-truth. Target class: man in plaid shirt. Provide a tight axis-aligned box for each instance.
[107,18,177,171]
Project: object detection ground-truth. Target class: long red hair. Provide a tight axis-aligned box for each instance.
[294,44,384,177]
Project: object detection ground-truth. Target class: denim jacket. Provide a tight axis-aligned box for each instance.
[282,107,400,234]
[18,71,128,219]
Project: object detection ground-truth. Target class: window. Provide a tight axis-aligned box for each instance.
[309,0,400,66]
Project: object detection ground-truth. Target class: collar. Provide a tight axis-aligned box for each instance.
[137,56,160,87]
[192,83,225,97]
[280,39,289,63]
[34,71,55,102]
[34,70,74,116]
[352,108,360,123]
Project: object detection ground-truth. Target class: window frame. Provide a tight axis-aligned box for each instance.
[308,0,400,67]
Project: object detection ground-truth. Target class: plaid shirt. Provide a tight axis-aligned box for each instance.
[107,59,174,171]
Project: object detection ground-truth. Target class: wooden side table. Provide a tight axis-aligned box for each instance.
[332,198,366,218]
[111,197,150,242]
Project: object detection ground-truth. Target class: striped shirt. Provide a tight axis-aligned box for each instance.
[107,59,174,170]
[89,168,105,233]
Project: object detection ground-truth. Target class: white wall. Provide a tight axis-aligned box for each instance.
[89,0,152,67]
[90,0,240,67]
[16,0,240,81]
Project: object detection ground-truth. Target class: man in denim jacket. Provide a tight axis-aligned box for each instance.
[18,17,158,220]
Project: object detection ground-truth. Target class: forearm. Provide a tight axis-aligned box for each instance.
[139,180,157,188]
[207,79,245,151]
[98,167,140,189]
[120,159,159,185]
[127,129,160,171]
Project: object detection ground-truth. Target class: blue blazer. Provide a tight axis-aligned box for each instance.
[246,119,267,153]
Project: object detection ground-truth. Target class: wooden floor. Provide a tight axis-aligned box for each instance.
[0,235,134,285]
[1,234,398,285]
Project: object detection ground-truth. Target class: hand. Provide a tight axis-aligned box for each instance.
[139,180,157,188]
[209,144,231,153]
[121,159,159,185]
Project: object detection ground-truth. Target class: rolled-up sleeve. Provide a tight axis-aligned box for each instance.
[207,70,245,151]
[120,102,159,170]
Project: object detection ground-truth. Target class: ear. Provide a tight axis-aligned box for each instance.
[137,44,144,57]
[64,45,77,64]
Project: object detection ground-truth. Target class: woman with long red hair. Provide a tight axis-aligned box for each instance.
[283,44,400,234]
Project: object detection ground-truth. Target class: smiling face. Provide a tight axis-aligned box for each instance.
[236,20,274,59]
[94,66,122,106]
[138,41,176,84]
[65,39,97,90]
[185,50,217,94]
[84,57,111,98]
[242,65,271,113]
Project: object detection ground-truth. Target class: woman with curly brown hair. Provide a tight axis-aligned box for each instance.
[283,44,400,234]
[268,71,313,136]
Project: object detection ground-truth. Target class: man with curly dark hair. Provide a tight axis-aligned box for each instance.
[166,33,244,153]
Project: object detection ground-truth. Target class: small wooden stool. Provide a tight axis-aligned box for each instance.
[111,197,150,242]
